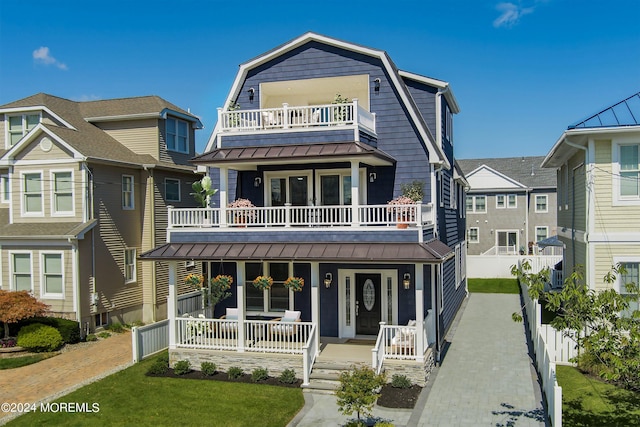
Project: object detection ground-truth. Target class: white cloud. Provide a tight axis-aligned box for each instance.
[32,46,68,70]
[493,2,535,28]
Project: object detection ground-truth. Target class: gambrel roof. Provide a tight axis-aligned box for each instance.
[205,32,458,169]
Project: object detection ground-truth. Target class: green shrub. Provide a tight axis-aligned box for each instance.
[157,352,169,364]
[105,323,125,333]
[336,366,386,423]
[85,334,97,342]
[390,374,412,389]
[173,360,191,375]
[227,366,244,379]
[201,362,217,376]
[279,368,297,384]
[251,367,269,382]
[97,332,111,339]
[16,323,63,352]
[10,317,80,344]
[147,359,168,375]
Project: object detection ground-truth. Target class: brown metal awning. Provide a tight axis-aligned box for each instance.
[191,141,396,170]
[140,241,453,263]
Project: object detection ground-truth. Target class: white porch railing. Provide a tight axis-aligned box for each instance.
[168,203,433,229]
[302,324,318,386]
[218,100,376,135]
[175,317,314,354]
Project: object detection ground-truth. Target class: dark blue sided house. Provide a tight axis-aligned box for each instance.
[141,33,468,387]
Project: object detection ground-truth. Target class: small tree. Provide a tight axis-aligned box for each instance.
[190,176,218,208]
[0,290,49,339]
[513,261,640,391]
[335,365,386,424]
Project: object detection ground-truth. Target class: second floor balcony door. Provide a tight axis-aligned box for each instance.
[268,173,310,207]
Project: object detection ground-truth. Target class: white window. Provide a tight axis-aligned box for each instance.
[615,259,640,317]
[10,252,33,291]
[466,195,486,213]
[165,178,181,202]
[122,175,134,209]
[449,177,456,209]
[468,227,479,243]
[124,248,136,283]
[166,118,188,153]
[51,171,73,215]
[245,262,294,314]
[22,172,43,215]
[619,144,639,198]
[496,195,505,209]
[507,194,517,208]
[1,175,9,203]
[41,252,64,298]
[535,195,548,213]
[7,113,39,147]
[439,171,444,208]
[535,226,548,243]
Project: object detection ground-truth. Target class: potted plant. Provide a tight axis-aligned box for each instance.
[283,277,304,292]
[228,198,256,226]
[190,176,218,208]
[332,93,350,122]
[387,195,415,229]
[210,275,233,309]
[252,276,273,290]
[185,273,205,288]
[227,101,241,127]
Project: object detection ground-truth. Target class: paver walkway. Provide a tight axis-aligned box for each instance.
[414,293,546,426]
[0,331,132,424]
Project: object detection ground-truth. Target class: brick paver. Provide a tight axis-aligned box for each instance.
[0,331,132,422]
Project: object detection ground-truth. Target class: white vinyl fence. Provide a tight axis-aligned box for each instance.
[468,254,561,278]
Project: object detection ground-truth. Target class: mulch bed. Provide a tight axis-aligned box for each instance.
[377,384,423,408]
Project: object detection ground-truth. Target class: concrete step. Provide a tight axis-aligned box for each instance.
[302,379,340,392]
[309,371,340,381]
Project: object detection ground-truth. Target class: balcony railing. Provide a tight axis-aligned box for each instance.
[218,99,376,135]
[168,203,433,229]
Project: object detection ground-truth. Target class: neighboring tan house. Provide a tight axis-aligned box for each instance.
[140,32,468,387]
[542,91,640,309]
[458,156,557,256]
[0,93,203,331]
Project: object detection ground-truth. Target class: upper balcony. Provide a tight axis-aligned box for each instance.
[218,99,376,136]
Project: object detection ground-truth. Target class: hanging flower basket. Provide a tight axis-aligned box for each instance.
[284,277,304,292]
[252,275,273,290]
[211,275,233,290]
[184,273,205,288]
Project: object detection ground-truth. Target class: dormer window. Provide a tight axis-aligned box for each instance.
[7,113,40,146]
[166,117,188,153]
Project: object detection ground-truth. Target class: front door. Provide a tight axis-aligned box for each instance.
[355,273,381,335]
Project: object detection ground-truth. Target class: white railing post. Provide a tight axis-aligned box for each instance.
[167,205,174,228]
[282,103,289,129]
[217,107,223,129]
[237,261,245,352]
[350,160,360,227]
[415,266,425,361]
[219,167,228,228]
[284,203,292,227]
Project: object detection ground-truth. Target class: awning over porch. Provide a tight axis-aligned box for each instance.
[190,141,396,170]
[140,241,453,263]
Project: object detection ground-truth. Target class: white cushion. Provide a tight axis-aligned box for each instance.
[407,319,416,326]
[226,308,238,317]
[282,310,301,322]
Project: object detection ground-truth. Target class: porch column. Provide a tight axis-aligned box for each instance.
[236,261,245,352]
[168,261,178,350]
[310,262,320,356]
[350,160,360,227]
[219,166,229,228]
[414,264,425,362]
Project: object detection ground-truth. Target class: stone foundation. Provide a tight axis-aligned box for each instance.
[382,346,436,387]
[170,348,304,378]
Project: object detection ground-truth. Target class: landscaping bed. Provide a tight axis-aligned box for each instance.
[147,368,302,388]
[377,383,422,408]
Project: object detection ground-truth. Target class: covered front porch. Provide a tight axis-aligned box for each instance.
[141,241,451,386]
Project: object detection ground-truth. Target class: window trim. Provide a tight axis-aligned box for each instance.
[166,117,189,154]
[466,195,486,213]
[496,194,505,209]
[245,261,295,315]
[5,112,41,148]
[535,194,548,213]
[535,226,548,243]
[438,171,444,208]
[41,251,65,299]
[1,174,9,203]
[122,175,135,210]
[124,248,137,284]
[612,141,640,206]
[468,227,479,243]
[507,194,517,208]
[50,169,75,216]
[9,250,33,292]
[613,257,640,316]
[164,178,181,202]
[21,170,44,217]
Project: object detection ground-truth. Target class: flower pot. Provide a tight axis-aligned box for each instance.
[397,223,408,229]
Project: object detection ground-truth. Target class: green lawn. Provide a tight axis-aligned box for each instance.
[0,353,54,369]
[557,365,640,427]
[467,278,520,294]
[7,353,305,427]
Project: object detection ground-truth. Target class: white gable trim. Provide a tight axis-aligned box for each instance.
[0,125,85,165]
[205,32,450,169]
[0,106,76,131]
[398,70,460,114]
[465,165,528,190]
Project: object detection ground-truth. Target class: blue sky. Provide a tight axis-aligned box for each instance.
[1,0,638,159]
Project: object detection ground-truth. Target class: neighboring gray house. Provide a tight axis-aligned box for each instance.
[458,156,557,255]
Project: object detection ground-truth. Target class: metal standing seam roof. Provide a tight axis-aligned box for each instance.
[139,241,453,263]
[191,141,396,166]
[569,91,640,129]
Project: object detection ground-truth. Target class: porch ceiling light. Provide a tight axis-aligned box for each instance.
[324,272,333,288]
[403,273,411,289]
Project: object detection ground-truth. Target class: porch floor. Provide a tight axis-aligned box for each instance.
[317,337,375,364]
